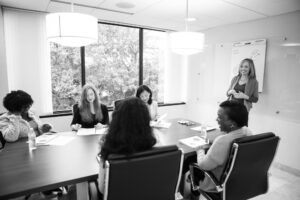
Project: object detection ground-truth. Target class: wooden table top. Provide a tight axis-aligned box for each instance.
[0,118,221,199]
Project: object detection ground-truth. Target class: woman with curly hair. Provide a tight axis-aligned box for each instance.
[98,97,157,194]
[0,90,51,143]
[71,84,109,131]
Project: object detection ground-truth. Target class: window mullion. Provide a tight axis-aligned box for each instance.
[139,28,143,85]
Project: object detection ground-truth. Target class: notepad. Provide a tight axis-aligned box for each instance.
[179,136,208,149]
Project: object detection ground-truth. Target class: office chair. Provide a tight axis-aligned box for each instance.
[0,131,5,150]
[189,132,280,200]
[90,145,184,200]
[113,99,124,109]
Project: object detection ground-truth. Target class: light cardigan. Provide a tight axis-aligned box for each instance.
[227,75,259,111]
[0,113,30,142]
[197,126,252,192]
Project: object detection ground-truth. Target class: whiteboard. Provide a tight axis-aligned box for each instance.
[230,39,267,92]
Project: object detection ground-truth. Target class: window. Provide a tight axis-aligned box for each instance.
[143,30,167,103]
[50,23,171,112]
[85,24,139,106]
[50,43,81,111]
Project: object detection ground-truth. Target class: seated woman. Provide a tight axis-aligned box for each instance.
[71,84,109,131]
[184,100,252,196]
[136,85,158,121]
[98,97,157,194]
[0,90,51,143]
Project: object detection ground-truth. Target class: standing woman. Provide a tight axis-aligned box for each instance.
[136,85,158,121]
[227,58,259,111]
[71,84,109,131]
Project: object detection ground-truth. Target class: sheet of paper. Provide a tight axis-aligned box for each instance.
[36,134,58,145]
[47,135,75,146]
[179,136,208,149]
[77,128,96,136]
[191,125,216,132]
[77,128,108,136]
[150,121,171,129]
[95,128,108,135]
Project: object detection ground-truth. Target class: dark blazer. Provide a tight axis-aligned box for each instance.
[227,75,259,111]
[71,103,109,128]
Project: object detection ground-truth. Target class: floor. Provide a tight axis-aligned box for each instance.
[250,167,300,200]
[198,167,300,200]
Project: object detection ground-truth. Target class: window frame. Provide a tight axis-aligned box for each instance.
[51,22,182,115]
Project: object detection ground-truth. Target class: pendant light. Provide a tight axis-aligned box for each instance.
[170,0,205,55]
[46,1,98,47]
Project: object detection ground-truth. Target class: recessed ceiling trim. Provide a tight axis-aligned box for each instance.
[51,0,134,15]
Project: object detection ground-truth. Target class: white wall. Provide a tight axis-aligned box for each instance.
[186,11,300,171]
[41,104,188,132]
[0,6,9,112]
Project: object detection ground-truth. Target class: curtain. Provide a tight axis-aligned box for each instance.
[3,8,53,114]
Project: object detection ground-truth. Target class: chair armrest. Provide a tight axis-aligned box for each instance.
[189,163,223,192]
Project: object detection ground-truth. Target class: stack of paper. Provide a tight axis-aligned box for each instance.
[179,136,208,149]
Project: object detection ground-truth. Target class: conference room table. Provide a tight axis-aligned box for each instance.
[0,118,221,200]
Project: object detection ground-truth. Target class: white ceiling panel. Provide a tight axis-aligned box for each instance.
[223,0,300,16]
[98,0,162,14]
[0,0,50,11]
[47,1,93,13]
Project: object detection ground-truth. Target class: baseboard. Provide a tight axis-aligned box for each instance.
[273,162,300,177]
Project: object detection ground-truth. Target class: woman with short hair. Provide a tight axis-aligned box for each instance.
[184,100,252,196]
[0,90,51,143]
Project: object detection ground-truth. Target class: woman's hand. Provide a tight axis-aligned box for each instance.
[95,123,106,129]
[228,90,236,96]
[71,124,81,131]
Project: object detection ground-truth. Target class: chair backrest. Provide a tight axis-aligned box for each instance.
[222,132,280,200]
[104,145,183,200]
[0,131,5,150]
[113,99,124,110]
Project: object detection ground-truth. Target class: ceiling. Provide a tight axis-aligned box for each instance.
[0,0,299,31]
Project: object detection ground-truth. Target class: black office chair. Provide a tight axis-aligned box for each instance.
[91,145,184,200]
[189,132,280,200]
[113,99,124,110]
[0,131,6,150]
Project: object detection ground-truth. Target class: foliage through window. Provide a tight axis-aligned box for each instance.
[50,23,167,112]
[50,43,81,111]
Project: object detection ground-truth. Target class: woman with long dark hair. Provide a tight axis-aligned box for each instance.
[136,85,158,120]
[98,97,157,193]
[71,84,109,131]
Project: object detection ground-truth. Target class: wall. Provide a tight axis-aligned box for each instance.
[41,104,188,132]
[0,6,8,112]
[186,11,300,172]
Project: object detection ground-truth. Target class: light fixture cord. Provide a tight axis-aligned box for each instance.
[71,0,74,12]
[185,0,189,31]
